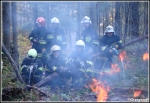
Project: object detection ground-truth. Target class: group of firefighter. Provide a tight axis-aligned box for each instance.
[20,16,122,88]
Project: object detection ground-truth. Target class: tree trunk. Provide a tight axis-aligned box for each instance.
[130,2,139,38]
[2,2,11,52]
[115,2,121,36]
[144,2,148,35]
[124,2,130,44]
[90,2,97,30]
[76,2,81,40]
[128,2,132,38]
[96,2,100,38]
[102,10,105,34]
[12,2,19,68]
[33,2,38,28]
[110,2,114,25]
[104,3,109,26]
[45,3,50,28]
[2,43,25,84]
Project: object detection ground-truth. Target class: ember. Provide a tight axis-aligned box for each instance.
[134,90,142,98]
[143,52,149,61]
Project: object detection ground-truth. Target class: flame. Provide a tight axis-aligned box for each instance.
[100,64,120,75]
[111,64,120,73]
[143,52,149,61]
[89,78,110,102]
[119,50,126,61]
[134,90,142,98]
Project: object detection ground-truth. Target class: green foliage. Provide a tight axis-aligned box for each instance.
[2,63,15,87]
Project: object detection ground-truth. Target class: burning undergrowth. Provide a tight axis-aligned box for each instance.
[2,47,149,101]
[36,49,148,102]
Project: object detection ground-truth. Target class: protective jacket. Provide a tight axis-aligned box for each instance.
[66,49,93,87]
[47,26,66,52]
[95,33,122,69]
[44,54,67,86]
[45,54,66,76]
[20,57,43,85]
[28,26,48,53]
[99,34,122,49]
[81,25,99,55]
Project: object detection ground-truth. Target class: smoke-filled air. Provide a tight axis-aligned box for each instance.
[1,1,149,102]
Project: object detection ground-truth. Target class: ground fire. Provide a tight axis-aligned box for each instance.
[133,90,142,98]
[89,78,110,102]
[143,52,149,61]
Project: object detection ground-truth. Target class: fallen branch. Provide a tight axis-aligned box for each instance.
[2,42,25,84]
[34,72,59,88]
[121,35,148,48]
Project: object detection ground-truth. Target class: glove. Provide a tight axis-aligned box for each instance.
[111,48,119,55]
[52,66,57,71]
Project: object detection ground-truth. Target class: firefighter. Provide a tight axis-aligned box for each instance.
[28,17,48,58]
[20,49,44,86]
[95,25,122,70]
[80,16,99,60]
[47,17,67,59]
[66,40,93,88]
[44,45,67,86]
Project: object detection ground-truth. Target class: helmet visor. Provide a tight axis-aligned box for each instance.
[106,32,114,37]
[28,55,35,59]
[76,45,84,51]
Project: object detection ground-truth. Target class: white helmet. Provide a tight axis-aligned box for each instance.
[105,25,115,33]
[27,49,37,58]
[51,17,60,23]
[81,16,91,24]
[75,40,85,47]
[51,45,61,52]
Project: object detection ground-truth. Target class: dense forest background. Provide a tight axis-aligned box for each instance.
[1,1,149,101]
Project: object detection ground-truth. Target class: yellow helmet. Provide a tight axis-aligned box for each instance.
[27,49,37,58]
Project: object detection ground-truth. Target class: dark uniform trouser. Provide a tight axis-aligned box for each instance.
[94,58,105,70]
[33,76,42,84]
[71,69,85,88]
[94,55,112,70]
[21,73,33,85]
